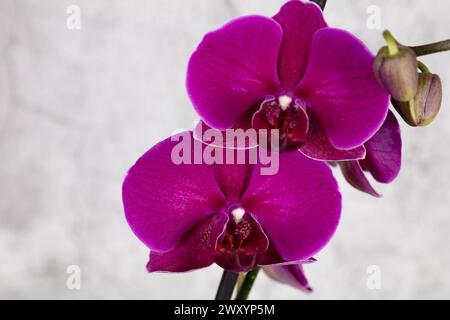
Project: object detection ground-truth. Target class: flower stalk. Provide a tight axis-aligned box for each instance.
[215,270,239,300]
[235,268,261,300]
[384,30,450,57]
[311,0,327,10]
[410,39,450,57]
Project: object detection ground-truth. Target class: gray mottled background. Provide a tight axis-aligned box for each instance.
[0,0,449,299]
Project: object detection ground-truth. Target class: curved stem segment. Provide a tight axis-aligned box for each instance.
[235,268,260,300]
[410,39,450,57]
[417,60,430,73]
[310,0,327,10]
[215,270,238,300]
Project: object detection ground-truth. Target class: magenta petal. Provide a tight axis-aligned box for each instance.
[193,122,255,203]
[263,264,312,292]
[296,28,390,149]
[364,111,402,183]
[147,213,228,272]
[214,164,253,204]
[259,242,287,266]
[339,161,381,197]
[122,133,226,252]
[187,16,282,129]
[193,120,258,150]
[242,152,341,262]
[299,113,366,161]
[260,242,316,266]
[273,0,327,90]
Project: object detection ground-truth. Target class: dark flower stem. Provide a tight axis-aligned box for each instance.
[235,268,260,300]
[311,0,327,10]
[409,39,450,57]
[215,270,239,300]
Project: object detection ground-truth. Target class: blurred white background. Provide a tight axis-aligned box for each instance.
[0,0,449,299]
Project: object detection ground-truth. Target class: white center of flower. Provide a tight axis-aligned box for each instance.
[278,95,292,111]
[231,207,246,224]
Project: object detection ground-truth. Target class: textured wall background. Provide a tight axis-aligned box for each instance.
[0,0,449,299]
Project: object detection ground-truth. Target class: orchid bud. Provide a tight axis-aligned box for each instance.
[374,45,419,101]
[392,72,442,127]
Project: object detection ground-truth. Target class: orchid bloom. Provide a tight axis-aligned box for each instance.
[339,111,402,197]
[122,132,341,273]
[187,0,390,158]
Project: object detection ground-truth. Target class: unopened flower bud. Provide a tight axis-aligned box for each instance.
[392,73,442,127]
[374,46,419,101]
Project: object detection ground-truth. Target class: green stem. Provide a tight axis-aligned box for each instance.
[417,60,430,73]
[235,268,260,300]
[310,0,327,10]
[409,39,450,57]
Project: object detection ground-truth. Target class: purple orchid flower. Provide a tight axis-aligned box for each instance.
[339,111,402,197]
[122,132,341,273]
[186,0,390,158]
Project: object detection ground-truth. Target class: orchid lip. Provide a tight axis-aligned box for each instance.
[213,206,270,272]
[251,95,309,151]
